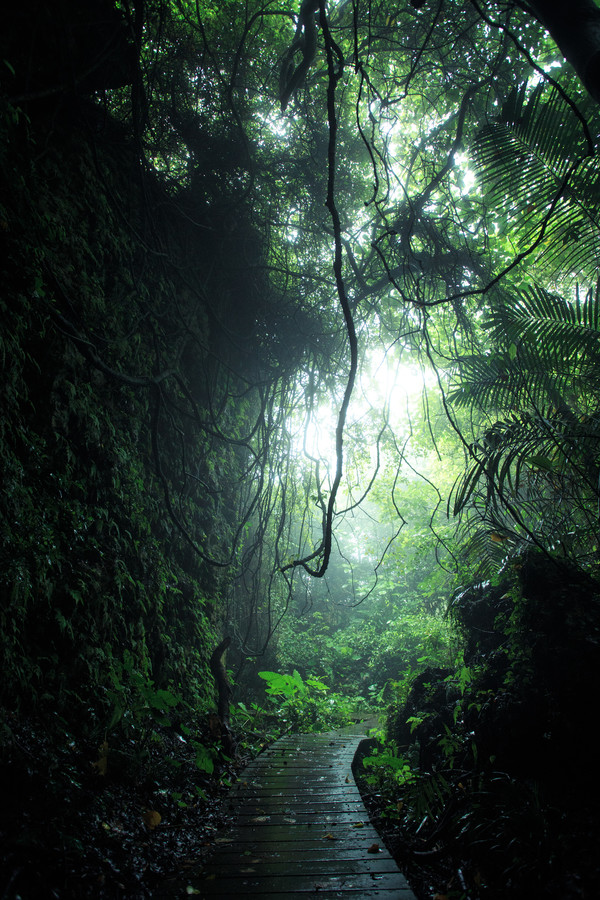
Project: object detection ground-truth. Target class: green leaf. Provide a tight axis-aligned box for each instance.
[306,676,328,692]
[194,746,214,774]
[152,688,181,709]
[525,454,555,471]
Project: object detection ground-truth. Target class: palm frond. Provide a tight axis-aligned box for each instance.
[489,285,600,399]
[450,284,600,413]
[448,352,516,410]
[449,276,600,567]
[451,408,600,517]
[489,285,600,351]
[454,515,524,581]
[471,85,600,282]
[449,345,581,414]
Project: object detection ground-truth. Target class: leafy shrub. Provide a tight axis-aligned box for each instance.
[257,669,365,732]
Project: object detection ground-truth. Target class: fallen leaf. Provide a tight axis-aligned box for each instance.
[345,775,350,783]
[323,832,336,840]
[143,809,162,830]
[351,822,364,828]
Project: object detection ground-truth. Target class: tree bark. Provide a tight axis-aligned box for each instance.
[525,0,600,103]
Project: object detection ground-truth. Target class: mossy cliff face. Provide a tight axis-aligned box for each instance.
[0,86,261,731]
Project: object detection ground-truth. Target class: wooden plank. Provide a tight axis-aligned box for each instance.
[234,801,367,815]
[234,814,371,826]
[240,773,355,782]
[234,790,363,801]
[237,786,358,795]
[199,893,415,900]
[201,857,400,876]
[195,871,412,893]
[207,846,396,863]
[236,780,360,789]
[219,830,386,847]
[233,780,361,792]
[214,826,387,855]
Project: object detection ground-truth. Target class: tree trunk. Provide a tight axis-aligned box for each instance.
[525,0,600,103]
[209,636,235,755]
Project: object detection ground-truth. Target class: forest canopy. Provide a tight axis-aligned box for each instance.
[2,0,600,897]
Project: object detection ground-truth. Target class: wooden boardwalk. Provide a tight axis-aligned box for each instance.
[186,721,417,898]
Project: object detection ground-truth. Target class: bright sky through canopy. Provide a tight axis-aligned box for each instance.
[291,342,430,479]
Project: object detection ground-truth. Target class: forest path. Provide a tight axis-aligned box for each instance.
[184,720,417,898]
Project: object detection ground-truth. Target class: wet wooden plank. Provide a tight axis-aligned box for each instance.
[213,833,388,851]
[210,845,397,862]
[232,799,367,812]
[180,722,417,898]
[233,781,362,792]
[232,811,367,824]
[202,856,400,875]
[213,829,389,848]
[233,814,371,826]
[220,825,385,843]
[214,893,415,899]
[196,871,412,893]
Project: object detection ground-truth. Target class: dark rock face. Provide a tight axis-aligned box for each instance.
[448,579,513,665]
[389,554,600,782]
[388,666,456,769]
[376,555,600,897]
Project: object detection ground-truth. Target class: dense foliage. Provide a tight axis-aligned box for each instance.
[2,0,600,897]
